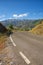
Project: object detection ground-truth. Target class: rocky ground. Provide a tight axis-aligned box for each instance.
[0,36,26,65]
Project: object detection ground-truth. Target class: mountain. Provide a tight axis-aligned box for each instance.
[0,19,33,26]
[0,19,43,31]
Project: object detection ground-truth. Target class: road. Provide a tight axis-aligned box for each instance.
[10,31,43,65]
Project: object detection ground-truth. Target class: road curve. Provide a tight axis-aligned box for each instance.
[11,31,43,65]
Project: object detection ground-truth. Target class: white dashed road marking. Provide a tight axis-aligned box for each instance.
[10,35,16,46]
[19,52,30,64]
[10,35,30,64]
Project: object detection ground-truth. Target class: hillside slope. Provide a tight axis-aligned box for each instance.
[30,21,43,35]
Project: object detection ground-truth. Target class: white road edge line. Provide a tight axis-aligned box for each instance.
[19,52,30,64]
[9,35,16,46]
[0,62,2,65]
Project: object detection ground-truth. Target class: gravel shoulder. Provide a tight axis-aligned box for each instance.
[0,36,27,65]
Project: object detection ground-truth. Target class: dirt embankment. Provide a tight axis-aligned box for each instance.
[0,34,7,51]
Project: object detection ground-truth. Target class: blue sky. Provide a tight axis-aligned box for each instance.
[0,0,43,20]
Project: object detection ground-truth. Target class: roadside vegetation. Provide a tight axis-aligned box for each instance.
[30,21,43,35]
[0,33,7,51]
[7,24,14,33]
[0,23,12,51]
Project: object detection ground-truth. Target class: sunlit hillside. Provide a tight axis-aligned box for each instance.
[30,21,43,35]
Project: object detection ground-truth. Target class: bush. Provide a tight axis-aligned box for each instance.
[8,24,14,30]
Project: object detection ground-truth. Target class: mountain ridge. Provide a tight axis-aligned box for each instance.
[0,19,43,31]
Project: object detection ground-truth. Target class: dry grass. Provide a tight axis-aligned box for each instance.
[30,21,43,35]
[0,34,7,51]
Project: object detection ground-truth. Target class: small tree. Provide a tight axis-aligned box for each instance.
[8,24,14,30]
[7,24,14,35]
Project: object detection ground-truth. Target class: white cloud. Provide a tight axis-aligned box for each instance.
[18,13,27,17]
[13,13,28,19]
[0,15,5,18]
[13,14,17,17]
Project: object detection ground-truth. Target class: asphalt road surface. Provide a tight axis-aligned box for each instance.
[10,31,43,65]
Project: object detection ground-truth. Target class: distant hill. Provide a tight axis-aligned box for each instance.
[0,19,34,26]
[30,21,43,35]
[0,19,43,31]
